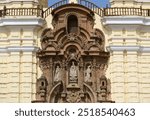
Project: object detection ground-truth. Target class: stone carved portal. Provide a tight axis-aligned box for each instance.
[34,4,114,103]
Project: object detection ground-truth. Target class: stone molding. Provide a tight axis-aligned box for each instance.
[0,46,39,53]
[0,0,38,4]
[103,16,150,26]
[0,17,45,26]
[107,46,150,52]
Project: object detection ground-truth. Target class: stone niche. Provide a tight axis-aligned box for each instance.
[33,3,114,103]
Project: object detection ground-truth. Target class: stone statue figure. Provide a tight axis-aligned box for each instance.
[85,65,91,82]
[54,65,61,81]
[70,61,78,81]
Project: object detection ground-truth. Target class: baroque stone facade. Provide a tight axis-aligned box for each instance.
[34,4,113,103]
[1,0,150,103]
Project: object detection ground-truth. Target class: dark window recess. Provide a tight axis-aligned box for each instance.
[67,15,78,33]
[41,82,44,86]
[102,81,106,86]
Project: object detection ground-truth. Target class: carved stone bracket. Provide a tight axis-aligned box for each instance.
[66,90,84,103]
[40,59,50,71]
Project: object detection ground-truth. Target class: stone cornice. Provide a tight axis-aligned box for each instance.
[0,38,37,42]
[0,17,45,27]
[103,16,150,26]
[108,37,150,41]
[107,45,150,52]
[0,0,38,4]
[0,46,39,53]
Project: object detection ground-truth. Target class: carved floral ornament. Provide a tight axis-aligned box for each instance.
[67,33,78,41]
[66,90,82,103]
[39,59,50,70]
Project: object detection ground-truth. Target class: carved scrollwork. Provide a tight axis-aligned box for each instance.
[67,33,77,41]
[84,41,103,52]
[44,41,60,51]
[86,29,105,51]
[66,90,82,103]
[41,28,54,43]
[39,58,50,71]
[60,36,84,49]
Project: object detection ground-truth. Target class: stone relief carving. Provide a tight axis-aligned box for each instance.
[66,90,82,103]
[41,28,54,42]
[39,59,50,70]
[67,33,77,41]
[67,50,79,62]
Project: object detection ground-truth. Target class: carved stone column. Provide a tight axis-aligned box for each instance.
[92,58,97,92]
[62,59,67,92]
[79,58,84,91]
[48,58,53,91]
[96,65,100,90]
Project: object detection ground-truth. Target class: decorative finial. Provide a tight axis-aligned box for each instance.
[69,0,78,4]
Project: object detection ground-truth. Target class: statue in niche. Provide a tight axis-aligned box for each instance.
[69,61,78,81]
[54,65,61,81]
[85,65,92,82]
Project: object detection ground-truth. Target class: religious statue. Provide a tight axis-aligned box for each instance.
[54,65,61,81]
[70,61,78,81]
[85,65,91,82]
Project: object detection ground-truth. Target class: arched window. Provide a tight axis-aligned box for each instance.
[101,80,106,87]
[41,81,44,86]
[67,15,78,33]
[102,81,105,86]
